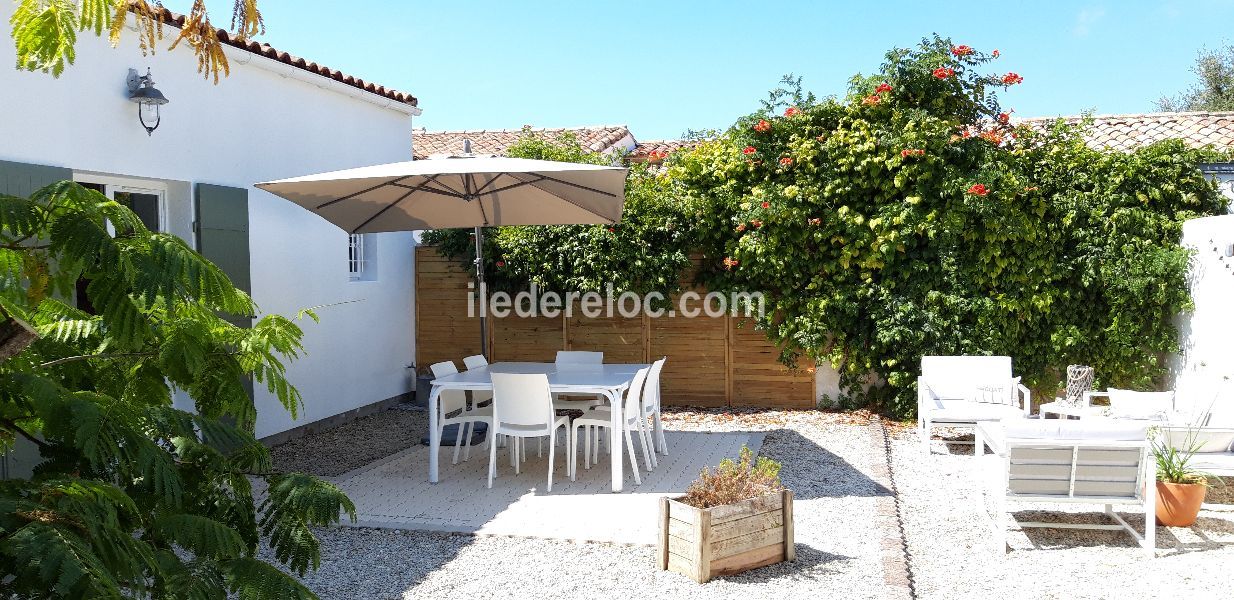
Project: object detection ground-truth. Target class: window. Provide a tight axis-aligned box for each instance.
[75,177,166,233]
[73,177,167,311]
[349,234,370,280]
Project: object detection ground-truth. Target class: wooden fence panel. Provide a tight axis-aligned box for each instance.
[566,314,646,363]
[728,319,815,408]
[415,250,483,368]
[490,314,561,362]
[649,311,727,407]
[415,247,815,408]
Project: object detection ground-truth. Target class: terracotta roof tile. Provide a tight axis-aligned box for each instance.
[629,140,698,163]
[146,5,416,107]
[417,111,1234,164]
[412,126,633,159]
[1018,111,1234,152]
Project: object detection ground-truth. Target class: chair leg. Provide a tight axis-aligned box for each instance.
[487,433,498,489]
[452,422,465,465]
[1144,483,1157,556]
[654,411,668,455]
[584,427,594,469]
[513,438,521,474]
[547,428,557,492]
[643,416,658,469]
[569,424,577,482]
[623,426,643,486]
[463,421,475,462]
[635,417,655,472]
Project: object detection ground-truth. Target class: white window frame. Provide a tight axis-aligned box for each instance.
[74,173,168,233]
[349,233,368,281]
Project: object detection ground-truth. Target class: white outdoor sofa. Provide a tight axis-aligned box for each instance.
[918,355,1031,452]
[1043,383,1234,476]
[1165,428,1234,477]
[976,420,1155,556]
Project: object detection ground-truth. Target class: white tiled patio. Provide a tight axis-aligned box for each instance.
[329,430,764,545]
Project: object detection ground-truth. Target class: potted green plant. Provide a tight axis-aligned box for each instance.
[657,446,794,583]
[1150,428,1216,527]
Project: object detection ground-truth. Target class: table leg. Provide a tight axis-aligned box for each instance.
[607,389,624,493]
[428,386,441,484]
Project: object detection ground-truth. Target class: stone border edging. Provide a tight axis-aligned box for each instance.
[868,417,917,600]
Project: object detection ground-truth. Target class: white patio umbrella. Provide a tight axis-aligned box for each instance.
[255,147,628,355]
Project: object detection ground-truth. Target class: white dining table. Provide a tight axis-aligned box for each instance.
[426,361,650,492]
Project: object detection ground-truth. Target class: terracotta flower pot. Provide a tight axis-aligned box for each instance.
[1156,481,1207,527]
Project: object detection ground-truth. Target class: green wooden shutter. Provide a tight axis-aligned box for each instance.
[195,183,253,402]
[0,159,72,197]
[0,161,71,478]
[195,183,251,325]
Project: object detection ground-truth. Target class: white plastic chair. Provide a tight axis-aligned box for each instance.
[569,367,654,484]
[462,354,493,406]
[643,357,668,459]
[429,361,492,464]
[553,350,606,411]
[487,373,571,491]
[556,350,604,365]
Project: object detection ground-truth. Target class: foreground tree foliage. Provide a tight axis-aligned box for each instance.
[11,0,263,80]
[0,182,352,598]
[427,37,1229,418]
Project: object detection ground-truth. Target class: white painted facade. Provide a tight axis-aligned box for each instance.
[1172,174,1234,420]
[0,7,420,438]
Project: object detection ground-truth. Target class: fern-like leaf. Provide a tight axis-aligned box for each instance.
[10,0,79,77]
[258,473,356,575]
[152,514,246,560]
[222,557,317,600]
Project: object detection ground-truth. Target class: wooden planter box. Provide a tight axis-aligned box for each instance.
[658,490,794,583]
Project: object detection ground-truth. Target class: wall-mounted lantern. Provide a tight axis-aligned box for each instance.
[126,68,169,136]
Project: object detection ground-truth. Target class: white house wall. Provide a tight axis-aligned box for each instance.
[0,6,418,439]
[1174,213,1234,420]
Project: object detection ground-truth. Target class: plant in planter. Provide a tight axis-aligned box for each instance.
[658,446,794,583]
[1150,428,1218,527]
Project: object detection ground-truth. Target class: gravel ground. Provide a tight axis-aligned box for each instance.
[271,404,427,477]
[263,407,899,599]
[267,408,1234,599]
[893,427,1234,599]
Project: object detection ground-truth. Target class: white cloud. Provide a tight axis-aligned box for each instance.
[1074,6,1107,37]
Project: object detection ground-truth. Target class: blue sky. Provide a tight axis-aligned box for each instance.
[174,1,1234,140]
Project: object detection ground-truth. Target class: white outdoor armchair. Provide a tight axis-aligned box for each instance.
[976,420,1154,556]
[918,355,1030,452]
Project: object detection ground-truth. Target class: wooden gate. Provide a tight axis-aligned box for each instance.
[415,247,815,408]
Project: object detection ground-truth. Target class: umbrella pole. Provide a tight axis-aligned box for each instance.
[473,225,487,358]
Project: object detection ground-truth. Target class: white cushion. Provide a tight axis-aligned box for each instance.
[1002,420,1147,441]
[1163,428,1234,454]
[972,376,1021,404]
[1189,453,1234,475]
[920,356,1012,399]
[1107,388,1174,420]
[926,401,1025,423]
